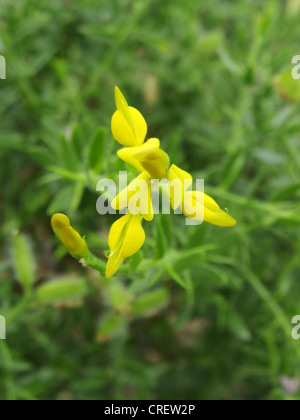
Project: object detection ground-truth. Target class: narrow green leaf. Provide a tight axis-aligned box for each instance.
[155,217,167,259]
[107,284,132,314]
[12,233,36,293]
[133,288,170,318]
[36,278,88,306]
[96,313,128,342]
[59,133,80,171]
[88,127,107,173]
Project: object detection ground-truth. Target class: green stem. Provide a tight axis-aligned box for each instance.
[83,252,106,273]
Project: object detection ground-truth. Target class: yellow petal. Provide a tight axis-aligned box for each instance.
[106,213,145,277]
[109,213,145,257]
[111,171,154,221]
[121,214,146,257]
[51,214,89,258]
[108,213,131,251]
[141,184,154,222]
[111,87,147,147]
[111,171,150,209]
[106,253,125,278]
[133,148,170,180]
[117,138,160,173]
[183,191,236,227]
[115,86,130,113]
[168,164,193,210]
[60,226,89,258]
[127,174,154,222]
[204,207,237,227]
[182,191,203,220]
[51,213,70,240]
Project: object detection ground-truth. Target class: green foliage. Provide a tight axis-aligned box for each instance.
[11,233,36,294]
[1,0,300,401]
[35,277,88,306]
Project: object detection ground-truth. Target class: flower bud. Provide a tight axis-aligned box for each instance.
[51,214,88,259]
[51,214,71,240]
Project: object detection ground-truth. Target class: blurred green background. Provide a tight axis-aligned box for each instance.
[1,0,300,400]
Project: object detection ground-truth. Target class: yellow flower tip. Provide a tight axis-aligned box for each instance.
[51,213,70,240]
[111,87,147,147]
[106,255,124,278]
[115,86,128,111]
[169,164,193,185]
[219,212,237,227]
[205,211,237,227]
[60,226,89,259]
[51,214,88,259]
[201,192,237,227]
[143,211,154,222]
[133,148,170,180]
[182,191,237,227]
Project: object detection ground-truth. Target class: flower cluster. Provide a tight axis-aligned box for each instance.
[106,88,236,277]
[51,88,236,278]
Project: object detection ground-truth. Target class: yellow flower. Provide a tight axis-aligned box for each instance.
[118,142,170,180]
[111,171,154,221]
[111,87,147,147]
[133,147,170,180]
[117,138,161,173]
[112,138,169,223]
[51,89,237,279]
[182,191,237,227]
[168,164,236,227]
[51,214,88,259]
[106,212,145,278]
